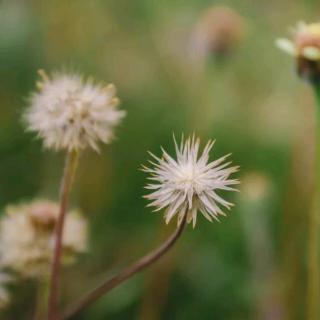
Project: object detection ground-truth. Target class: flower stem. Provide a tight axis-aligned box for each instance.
[307,84,320,320]
[59,215,187,320]
[34,277,49,320]
[48,150,79,320]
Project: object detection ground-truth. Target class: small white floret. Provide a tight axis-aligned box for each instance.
[143,136,239,227]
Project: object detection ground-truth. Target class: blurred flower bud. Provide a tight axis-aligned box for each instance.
[189,6,245,63]
[28,200,59,230]
[240,171,270,203]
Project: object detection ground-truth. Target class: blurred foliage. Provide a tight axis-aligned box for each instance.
[0,0,319,319]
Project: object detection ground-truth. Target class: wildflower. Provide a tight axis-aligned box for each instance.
[276,22,320,83]
[143,136,239,227]
[24,70,126,152]
[0,200,87,278]
[190,6,245,62]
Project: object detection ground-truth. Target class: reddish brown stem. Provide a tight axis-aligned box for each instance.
[48,151,78,320]
[59,214,187,320]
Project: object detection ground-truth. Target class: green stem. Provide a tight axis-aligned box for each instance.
[34,277,49,320]
[307,84,320,320]
[314,84,320,109]
[47,150,79,320]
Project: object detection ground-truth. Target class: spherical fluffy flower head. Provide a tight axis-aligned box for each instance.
[24,70,126,152]
[143,136,239,227]
[276,21,320,61]
[0,200,88,278]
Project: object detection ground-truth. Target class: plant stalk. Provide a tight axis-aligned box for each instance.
[34,277,49,320]
[48,150,79,320]
[307,84,320,320]
[59,214,187,320]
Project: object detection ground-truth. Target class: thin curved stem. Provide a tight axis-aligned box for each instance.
[48,150,79,320]
[59,214,187,320]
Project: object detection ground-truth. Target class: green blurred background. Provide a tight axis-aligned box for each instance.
[0,0,319,319]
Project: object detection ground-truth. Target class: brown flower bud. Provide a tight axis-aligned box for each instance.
[190,6,245,61]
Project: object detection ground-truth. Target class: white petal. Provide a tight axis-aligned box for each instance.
[302,46,320,61]
[275,38,297,56]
